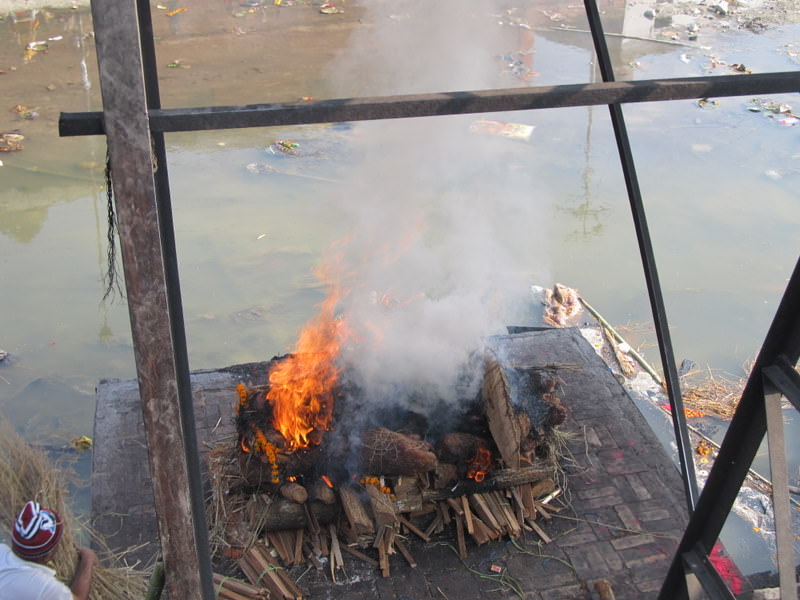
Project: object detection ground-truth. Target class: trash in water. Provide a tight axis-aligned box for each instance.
[729,63,751,73]
[746,98,798,125]
[0,132,24,152]
[680,53,691,63]
[497,51,536,81]
[167,59,190,69]
[469,119,535,142]
[70,435,93,451]
[269,139,300,155]
[166,7,187,16]
[320,2,343,13]
[695,97,719,109]
[11,104,39,120]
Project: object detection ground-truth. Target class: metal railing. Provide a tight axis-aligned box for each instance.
[59,0,800,597]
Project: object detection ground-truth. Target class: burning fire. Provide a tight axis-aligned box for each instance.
[466,447,492,483]
[266,283,345,450]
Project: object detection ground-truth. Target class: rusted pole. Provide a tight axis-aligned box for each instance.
[88,0,213,597]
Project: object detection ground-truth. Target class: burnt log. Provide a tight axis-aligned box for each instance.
[393,465,552,512]
[360,427,438,476]
[254,498,340,532]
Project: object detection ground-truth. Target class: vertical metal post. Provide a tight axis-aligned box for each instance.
[89,0,214,597]
[763,379,799,600]
[582,0,699,511]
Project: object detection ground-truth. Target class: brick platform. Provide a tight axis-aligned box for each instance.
[94,327,689,599]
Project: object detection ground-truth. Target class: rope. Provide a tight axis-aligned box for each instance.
[102,148,123,302]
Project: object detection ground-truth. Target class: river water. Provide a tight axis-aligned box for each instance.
[1,0,798,581]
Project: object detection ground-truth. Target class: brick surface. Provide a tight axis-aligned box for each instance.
[93,328,690,598]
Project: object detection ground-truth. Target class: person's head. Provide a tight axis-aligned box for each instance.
[11,500,63,563]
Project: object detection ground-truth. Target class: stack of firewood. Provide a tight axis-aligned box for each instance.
[208,353,570,597]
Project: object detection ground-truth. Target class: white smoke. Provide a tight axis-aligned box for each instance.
[317,1,552,414]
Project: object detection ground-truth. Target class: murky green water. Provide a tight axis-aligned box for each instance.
[1,0,798,578]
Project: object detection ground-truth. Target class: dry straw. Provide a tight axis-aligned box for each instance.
[0,419,149,599]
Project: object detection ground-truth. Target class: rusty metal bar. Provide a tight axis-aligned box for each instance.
[59,71,800,137]
[582,0,699,511]
[89,0,213,596]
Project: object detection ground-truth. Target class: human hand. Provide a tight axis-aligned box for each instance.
[77,546,99,568]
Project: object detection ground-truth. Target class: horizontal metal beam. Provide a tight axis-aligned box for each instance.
[60,71,800,137]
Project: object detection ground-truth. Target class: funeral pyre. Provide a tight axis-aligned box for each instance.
[207,345,569,599]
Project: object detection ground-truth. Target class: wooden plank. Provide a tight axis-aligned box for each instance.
[461,496,474,535]
[482,358,521,469]
[88,0,212,597]
[526,519,552,544]
[341,544,379,567]
[397,515,431,542]
[293,529,304,566]
[454,514,468,559]
[339,486,375,535]
[395,538,417,568]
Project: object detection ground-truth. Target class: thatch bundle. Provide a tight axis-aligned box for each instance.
[0,419,149,599]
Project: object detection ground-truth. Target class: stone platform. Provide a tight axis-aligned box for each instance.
[94,327,691,599]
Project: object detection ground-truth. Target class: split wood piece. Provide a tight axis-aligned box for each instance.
[454,514,468,559]
[526,518,552,544]
[212,573,270,600]
[341,543,379,567]
[377,531,391,578]
[482,492,510,536]
[395,538,417,568]
[328,524,344,583]
[439,501,451,526]
[489,491,522,538]
[510,486,527,524]
[595,579,616,600]
[293,529,304,566]
[392,465,552,512]
[519,483,537,521]
[468,494,503,537]
[303,542,323,571]
[361,427,438,476]
[239,543,303,600]
[534,502,553,520]
[397,515,431,543]
[408,503,437,518]
[266,532,292,565]
[423,512,443,539]
[461,496,474,535]
[482,357,523,469]
[366,484,398,529]
[280,482,308,504]
[468,515,495,544]
[339,485,375,536]
[446,497,464,517]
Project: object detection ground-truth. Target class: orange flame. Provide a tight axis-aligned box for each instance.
[466,447,492,482]
[266,285,344,450]
[321,475,334,489]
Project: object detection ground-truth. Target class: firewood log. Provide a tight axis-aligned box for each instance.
[360,427,437,476]
[280,482,308,504]
[309,479,337,505]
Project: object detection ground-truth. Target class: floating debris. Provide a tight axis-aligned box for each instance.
[0,132,24,152]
